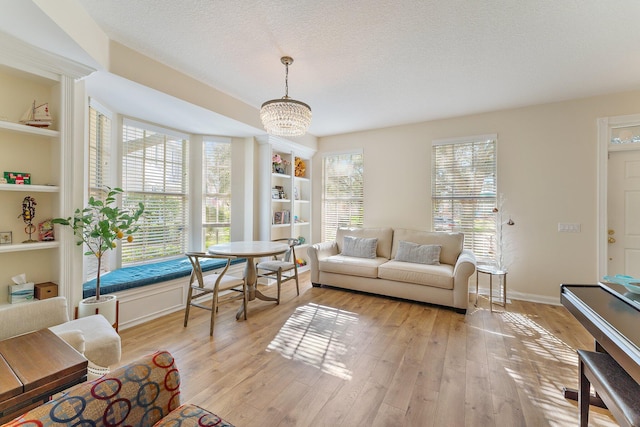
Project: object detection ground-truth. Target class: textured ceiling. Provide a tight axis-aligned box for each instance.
[56,1,640,136]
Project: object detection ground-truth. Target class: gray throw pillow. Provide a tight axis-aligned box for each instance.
[395,241,441,265]
[342,236,378,259]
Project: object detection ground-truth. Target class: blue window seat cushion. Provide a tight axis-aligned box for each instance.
[83,256,246,298]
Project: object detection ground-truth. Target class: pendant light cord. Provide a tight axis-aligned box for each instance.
[284,62,289,99]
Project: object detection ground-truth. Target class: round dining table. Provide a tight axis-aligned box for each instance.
[208,241,289,319]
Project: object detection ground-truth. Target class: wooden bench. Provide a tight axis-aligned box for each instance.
[578,349,640,427]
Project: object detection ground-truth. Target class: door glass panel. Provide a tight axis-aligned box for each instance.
[611,125,640,144]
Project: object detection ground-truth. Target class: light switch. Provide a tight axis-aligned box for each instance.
[558,223,581,233]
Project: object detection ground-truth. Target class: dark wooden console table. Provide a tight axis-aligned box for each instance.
[560,283,640,407]
[0,328,88,423]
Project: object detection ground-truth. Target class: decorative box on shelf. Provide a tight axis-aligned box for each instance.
[35,282,58,300]
[4,171,31,185]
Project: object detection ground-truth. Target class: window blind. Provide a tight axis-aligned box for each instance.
[121,121,189,263]
[86,105,111,279]
[203,140,231,246]
[432,137,497,263]
[322,152,364,242]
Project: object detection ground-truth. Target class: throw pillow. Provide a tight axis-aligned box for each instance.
[342,236,378,259]
[395,241,441,265]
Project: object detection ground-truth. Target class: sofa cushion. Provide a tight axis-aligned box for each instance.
[7,350,180,426]
[336,227,393,259]
[395,241,441,265]
[319,254,387,278]
[378,260,454,289]
[391,229,463,266]
[342,236,378,259]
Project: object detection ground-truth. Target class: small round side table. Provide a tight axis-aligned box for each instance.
[475,265,508,312]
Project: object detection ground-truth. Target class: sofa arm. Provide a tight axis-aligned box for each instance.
[51,314,121,368]
[307,241,338,283]
[51,329,85,355]
[452,249,477,310]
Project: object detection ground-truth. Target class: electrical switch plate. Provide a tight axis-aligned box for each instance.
[558,223,581,232]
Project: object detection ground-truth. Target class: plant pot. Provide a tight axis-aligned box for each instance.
[78,294,118,328]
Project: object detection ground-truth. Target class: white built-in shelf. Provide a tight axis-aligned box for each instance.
[0,241,59,253]
[272,223,291,228]
[0,183,60,192]
[0,120,59,137]
[295,200,310,204]
[272,172,291,179]
[294,221,310,226]
[272,198,291,203]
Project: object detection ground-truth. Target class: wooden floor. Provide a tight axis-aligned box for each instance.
[118,271,618,426]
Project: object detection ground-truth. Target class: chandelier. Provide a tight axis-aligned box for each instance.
[260,56,312,137]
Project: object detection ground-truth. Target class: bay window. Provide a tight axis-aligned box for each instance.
[203,138,231,246]
[121,119,189,263]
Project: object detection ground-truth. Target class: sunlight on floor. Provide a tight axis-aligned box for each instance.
[499,311,618,427]
[266,303,357,380]
[468,325,515,338]
[502,311,577,365]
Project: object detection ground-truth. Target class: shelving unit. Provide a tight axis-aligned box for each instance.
[257,136,315,266]
[0,33,93,305]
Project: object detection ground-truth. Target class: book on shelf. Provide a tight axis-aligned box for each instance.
[273,210,291,225]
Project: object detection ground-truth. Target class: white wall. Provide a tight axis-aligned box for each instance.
[313,89,640,304]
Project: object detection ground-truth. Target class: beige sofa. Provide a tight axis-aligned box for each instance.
[308,227,477,313]
[0,296,120,376]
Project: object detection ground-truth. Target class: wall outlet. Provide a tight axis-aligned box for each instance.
[558,223,581,233]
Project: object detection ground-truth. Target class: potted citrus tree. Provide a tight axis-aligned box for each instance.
[53,187,144,324]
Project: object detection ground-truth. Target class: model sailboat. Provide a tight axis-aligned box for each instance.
[19,100,52,128]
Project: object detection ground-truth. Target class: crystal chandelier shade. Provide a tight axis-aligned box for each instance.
[260,56,312,137]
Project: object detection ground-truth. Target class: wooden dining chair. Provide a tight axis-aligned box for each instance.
[184,252,247,336]
[255,238,300,303]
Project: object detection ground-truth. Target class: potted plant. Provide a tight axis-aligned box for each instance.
[53,187,144,324]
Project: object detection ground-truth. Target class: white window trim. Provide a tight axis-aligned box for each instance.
[432,133,498,146]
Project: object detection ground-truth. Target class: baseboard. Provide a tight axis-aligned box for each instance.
[474,287,561,306]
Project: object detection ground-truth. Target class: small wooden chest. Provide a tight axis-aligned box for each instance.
[35,282,58,300]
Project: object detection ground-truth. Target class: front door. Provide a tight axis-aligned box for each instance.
[607,149,640,277]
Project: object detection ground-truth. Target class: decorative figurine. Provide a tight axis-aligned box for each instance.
[38,219,54,241]
[18,196,37,243]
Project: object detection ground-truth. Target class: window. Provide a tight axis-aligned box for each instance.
[322,151,364,242]
[203,139,231,247]
[121,120,189,263]
[86,103,112,279]
[432,135,497,263]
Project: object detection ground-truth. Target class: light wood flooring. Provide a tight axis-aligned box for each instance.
[117,272,618,426]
